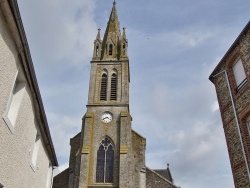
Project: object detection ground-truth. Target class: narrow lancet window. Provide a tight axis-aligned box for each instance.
[100,73,108,101]
[109,44,113,55]
[110,73,117,101]
[96,137,114,183]
[96,45,99,56]
[123,43,126,55]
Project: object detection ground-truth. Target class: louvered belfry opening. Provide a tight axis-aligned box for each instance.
[110,73,117,101]
[100,73,107,101]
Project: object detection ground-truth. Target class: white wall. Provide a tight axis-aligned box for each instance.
[0,4,53,188]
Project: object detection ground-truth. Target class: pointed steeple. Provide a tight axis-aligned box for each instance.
[101,1,121,60]
[96,28,101,41]
[122,27,127,40]
[91,2,128,61]
[92,28,102,60]
[120,27,128,60]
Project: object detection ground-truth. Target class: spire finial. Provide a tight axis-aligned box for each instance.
[113,0,116,6]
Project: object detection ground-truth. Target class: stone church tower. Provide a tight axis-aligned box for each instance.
[73,2,146,188]
[53,2,179,188]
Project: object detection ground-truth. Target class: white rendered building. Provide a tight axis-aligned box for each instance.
[0,0,58,187]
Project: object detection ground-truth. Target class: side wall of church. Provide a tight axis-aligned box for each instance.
[212,25,250,188]
[132,130,146,188]
[0,2,53,188]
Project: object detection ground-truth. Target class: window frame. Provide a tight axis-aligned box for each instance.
[233,58,247,91]
[3,68,26,133]
[30,126,41,172]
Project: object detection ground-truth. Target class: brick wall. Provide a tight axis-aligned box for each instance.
[211,22,250,188]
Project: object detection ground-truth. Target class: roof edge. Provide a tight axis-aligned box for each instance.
[5,0,58,166]
[146,166,180,188]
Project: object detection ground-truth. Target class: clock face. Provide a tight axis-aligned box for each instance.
[101,112,113,123]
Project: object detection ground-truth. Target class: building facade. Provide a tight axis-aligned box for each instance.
[0,0,58,187]
[209,21,250,188]
[53,2,179,188]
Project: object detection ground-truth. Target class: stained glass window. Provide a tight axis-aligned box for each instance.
[96,145,105,182]
[96,137,114,183]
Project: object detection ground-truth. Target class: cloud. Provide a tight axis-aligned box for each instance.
[17,1,249,187]
[54,162,69,176]
[49,113,82,162]
[211,101,219,112]
[19,0,97,69]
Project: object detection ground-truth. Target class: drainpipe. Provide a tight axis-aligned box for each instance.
[213,70,250,180]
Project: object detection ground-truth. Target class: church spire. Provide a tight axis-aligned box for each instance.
[100,1,121,60]
[120,27,128,60]
[92,28,102,60]
[96,28,101,41]
[91,2,128,61]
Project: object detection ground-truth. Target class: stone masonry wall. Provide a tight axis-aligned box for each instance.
[146,168,177,188]
[53,168,70,188]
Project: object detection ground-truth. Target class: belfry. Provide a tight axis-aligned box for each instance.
[53,2,179,188]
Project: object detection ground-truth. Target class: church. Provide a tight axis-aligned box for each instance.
[53,2,180,188]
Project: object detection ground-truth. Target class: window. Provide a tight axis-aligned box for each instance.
[122,43,126,55]
[110,73,117,101]
[96,45,99,56]
[247,118,250,138]
[31,131,41,170]
[3,69,26,133]
[109,44,113,55]
[96,137,114,183]
[233,58,247,91]
[100,73,108,101]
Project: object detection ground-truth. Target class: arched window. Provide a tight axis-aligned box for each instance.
[100,73,107,101]
[96,137,114,183]
[109,44,113,55]
[110,73,117,101]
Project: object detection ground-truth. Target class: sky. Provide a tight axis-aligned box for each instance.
[17,1,250,188]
